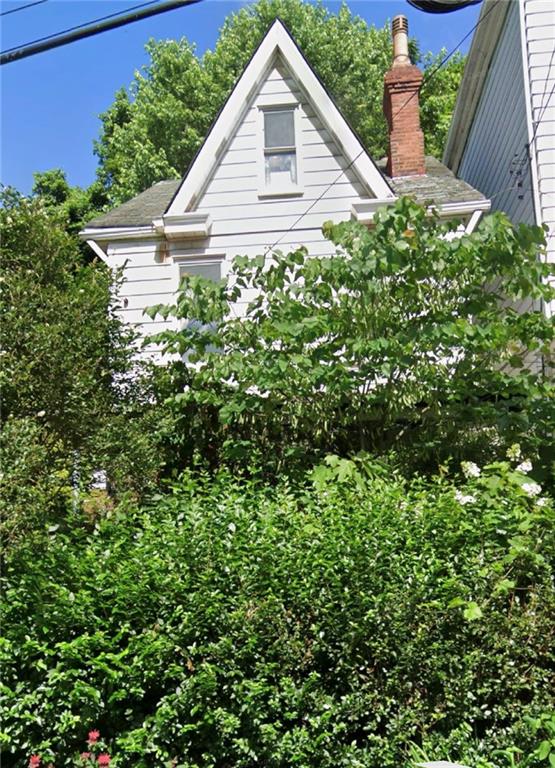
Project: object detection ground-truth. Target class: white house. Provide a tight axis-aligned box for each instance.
[443,0,555,319]
[81,18,489,359]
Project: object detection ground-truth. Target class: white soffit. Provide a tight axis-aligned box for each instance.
[166,19,395,216]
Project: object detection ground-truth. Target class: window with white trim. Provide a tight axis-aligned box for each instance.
[179,260,221,284]
[263,108,297,187]
[176,258,223,357]
[257,102,304,197]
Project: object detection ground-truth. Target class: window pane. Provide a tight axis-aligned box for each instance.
[180,262,221,282]
[265,152,297,185]
[264,110,295,148]
[178,262,222,359]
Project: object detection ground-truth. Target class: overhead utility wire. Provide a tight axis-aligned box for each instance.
[527,48,555,149]
[391,0,503,123]
[0,0,202,65]
[265,0,502,256]
[0,0,160,54]
[506,50,555,192]
[0,0,47,18]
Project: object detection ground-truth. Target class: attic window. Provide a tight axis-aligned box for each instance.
[264,108,297,185]
[259,106,302,196]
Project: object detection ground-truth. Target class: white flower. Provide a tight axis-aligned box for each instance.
[36,410,46,418]
[522,482,542,498]
[455,490,476,505]
[516,460,532,474]
[536,497,549,508]
[461,461,481,479]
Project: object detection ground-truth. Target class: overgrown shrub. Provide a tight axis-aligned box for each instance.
[0,417,73,549]
[2,456,553,767]
[148,200,555,480]
[0,188,162,549]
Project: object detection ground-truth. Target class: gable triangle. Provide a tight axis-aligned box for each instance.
[166,19,394,216]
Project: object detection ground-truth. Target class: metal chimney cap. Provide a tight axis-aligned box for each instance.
[392,14,409,33]
[391,14,410,66]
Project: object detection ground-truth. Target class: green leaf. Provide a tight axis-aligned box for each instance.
[463,602,483,621]
[494,578,516,595]
[539,741,552,760]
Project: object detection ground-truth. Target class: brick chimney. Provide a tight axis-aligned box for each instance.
[383,15,426,177]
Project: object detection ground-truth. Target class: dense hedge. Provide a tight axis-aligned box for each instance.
[1,459,554,767]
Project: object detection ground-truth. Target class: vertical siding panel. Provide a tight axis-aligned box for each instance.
[458,0,554,333]
[458,2,536,227]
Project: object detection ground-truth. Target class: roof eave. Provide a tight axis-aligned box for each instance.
[352,195,490,224]
[79,224,159,242]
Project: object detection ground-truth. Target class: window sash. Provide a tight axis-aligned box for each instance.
[264,109,295,150]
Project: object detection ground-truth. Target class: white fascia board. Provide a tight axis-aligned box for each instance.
[434,199,491,217]
[352,198,398,223]
[167,19,394,216]
[79,225,158,242]
[155,212,212,240]
[352,197,490,225]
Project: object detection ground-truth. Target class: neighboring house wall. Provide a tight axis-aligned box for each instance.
[446,0,555,320]
[522,0,555,310]
[457,1,535,226]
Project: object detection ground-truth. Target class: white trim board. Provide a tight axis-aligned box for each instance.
[166,19,395,216]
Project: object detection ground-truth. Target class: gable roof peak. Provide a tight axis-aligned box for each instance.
[165,16,394,215]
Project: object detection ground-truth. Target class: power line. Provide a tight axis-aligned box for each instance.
[390,0,502,124]
[505,53,555,189]
[535,45,555,126]
[0,0,202,65]
[0,0,47,18]
[1,0,159,54]
[489,181,533,203]
[528,53,555,148]
[264,0,503,256]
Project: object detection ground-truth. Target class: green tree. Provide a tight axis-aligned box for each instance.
[0,188,159,547]
[148,199,555,475]
[419,49,466,159]
[95,0,465,204]
[31,168,109,240]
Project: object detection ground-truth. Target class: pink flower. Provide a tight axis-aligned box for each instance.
[80,753,92,761]
[29,757,41,768]
[97,755,111,767]
[88,730,100,744]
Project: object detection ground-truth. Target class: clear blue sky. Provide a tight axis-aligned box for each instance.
[0,0,482,195]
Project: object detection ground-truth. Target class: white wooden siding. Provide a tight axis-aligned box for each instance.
[106,239,176,351]
[456,0,554,346]
[523,0,555,320]
[458,0,536,228]
[109,58,374,354]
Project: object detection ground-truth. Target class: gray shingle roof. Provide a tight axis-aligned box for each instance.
[376,155,486,205]
[84,180,181,228]
[83,157,486,230]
